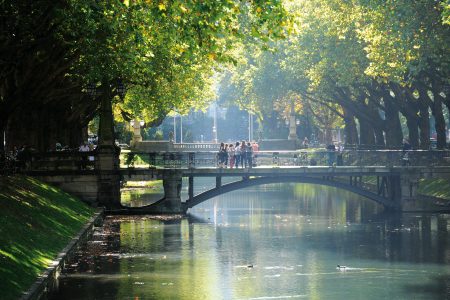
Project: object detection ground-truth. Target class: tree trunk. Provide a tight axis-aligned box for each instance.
[418,102,430,150]
[433,95,447,149]
[390,83,421,149]
[343,108,358,146]
[324,127,333,145]
[358,117,375,147]
[383,95,403,148]
[366,100,385,147]
[405,115,420,149]
[374,126,385,147]
[6,99,86,152]
[429,77,448,149]
[0,112,7,153]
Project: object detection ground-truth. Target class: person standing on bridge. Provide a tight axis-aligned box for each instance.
[228,144,235,168]
[246,142,253,168]
[79,141,90,170]
[224,143,229,168]
[235,142,241,168]
[218,142,225,168]
[252,141,259,167]
[241,140,247,168]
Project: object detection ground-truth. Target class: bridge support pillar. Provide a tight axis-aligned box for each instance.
[96,92,121,209]
[216,176,222,188]
[160,170,184,213]
[398,170,421,211]
[96,145,121,208]
[189,176,194,201]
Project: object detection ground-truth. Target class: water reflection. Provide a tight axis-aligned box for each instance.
[52,183,450,300]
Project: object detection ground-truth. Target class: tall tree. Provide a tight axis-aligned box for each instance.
[0,0,291,151]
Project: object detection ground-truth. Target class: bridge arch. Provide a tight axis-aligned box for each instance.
[185,176,397,210]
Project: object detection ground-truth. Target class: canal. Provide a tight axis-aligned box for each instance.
[52,180,450,299]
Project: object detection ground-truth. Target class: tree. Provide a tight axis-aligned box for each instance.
[219,0,450,149]
[0,0,291,151]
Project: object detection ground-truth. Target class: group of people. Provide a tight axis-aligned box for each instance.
[0,145,34,171]
[217,141,259,168]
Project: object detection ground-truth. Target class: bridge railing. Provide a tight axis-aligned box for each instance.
[21,151,97,171]
[122,150,450,168]
[256,150,450,167]
[173,142,220,152]
[124,151,218,168]
[14,149,450,172]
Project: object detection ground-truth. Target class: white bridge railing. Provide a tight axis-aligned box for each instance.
[173,143,220,151]
[4,149,448,173]
[122,150,450,169]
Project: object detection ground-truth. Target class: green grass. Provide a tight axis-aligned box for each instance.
[418,178,450,200]
[122,180,163,188]
[0,175,95,300]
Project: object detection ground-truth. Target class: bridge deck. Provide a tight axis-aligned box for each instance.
[121,165,443,177]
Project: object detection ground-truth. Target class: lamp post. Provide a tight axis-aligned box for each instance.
[172,113,183,143]
[180,115,183,144]
[212,103,218,143]
[173,115,177,143]
[116,80,126,99]
[212,126,217,143]
[248,112,254,141]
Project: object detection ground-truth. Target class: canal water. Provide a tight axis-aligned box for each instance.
[52,180,450,299]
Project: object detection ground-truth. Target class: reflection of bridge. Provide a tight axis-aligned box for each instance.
[24,150,450,213]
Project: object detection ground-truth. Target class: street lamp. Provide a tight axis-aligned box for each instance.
[116,80,126,100]
[173,115,177,143]
[86,83,97,97]
[248,112,254,141]
[172,113,183,143]
[180,115,183,144]
[212,103,218,143]
[130,120,144,127]
[212,126,217,143]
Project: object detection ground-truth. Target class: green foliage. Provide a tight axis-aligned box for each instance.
[72,0,292,123]
[356,0,450,82]
[442,0,450,25]
[124,152,136,167]
[1,0,292,150]
[0,176,95,300]
[218,0,449,146]
[154,130,164,141]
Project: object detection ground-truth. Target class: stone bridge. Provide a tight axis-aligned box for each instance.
[23,148,450,213]
[16,97,448,214]
[121,165,450,213]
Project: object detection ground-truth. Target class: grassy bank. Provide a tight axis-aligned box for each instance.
[418,178,450,200]
[0,175,95,300]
